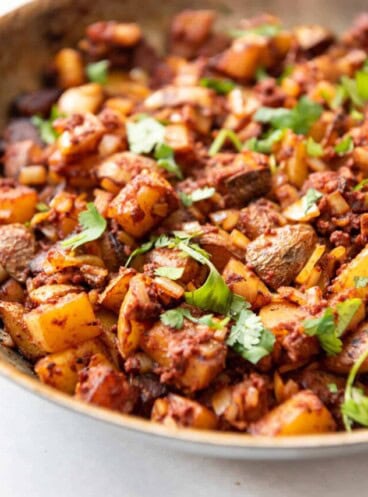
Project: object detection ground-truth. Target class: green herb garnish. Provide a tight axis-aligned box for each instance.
[86,60,109,84]
[154,266,184,280]
[335,135,354,155]
[229,24,282,39]
[254,96,323,135]
[36,202,50,212]
[303,188,323,214]
[208,129,243,156]
[154,143,183,179]
[125,240,155,267]
[354,276,368,288]
[306,137,324,157]
[160,307,229,330]
[354,178,368,191]
[342,347,368,431]
[328,383,338,394]
[245,129,283,154]
[199,77,236,95]
[31,105,62,145]
[179,187,215,207]
[126,117,166,154]
[61,203,107,250]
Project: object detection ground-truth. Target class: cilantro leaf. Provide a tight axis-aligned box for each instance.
[342,347,368,430]
[199,77,236,94]
[126,117,165,154]
[354,276,368,288]
[341,75,363,107]
[354,178,368,191]
[125,240,155,267]
[303,188,323,214]
[36,202,49,212]
[226,308,275,364]
[303,308,342,356]
[328,383,338,393]
[160,307,229,330]
[31,105,63,145]
[356,70,368,100]
[61,203,107,250]
[154,143,183,179]
[336,298,362,336]
[335,135,354,155]
[245,129,283,154]
[86,60,109,84]
[306,137,324,157]
[179,187,215,207]
[154,266,184,280]
[208,129,243,156]
[229,24,282,39]
[254,96,323,135]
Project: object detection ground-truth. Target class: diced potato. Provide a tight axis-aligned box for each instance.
[222,258,271,309]
[24,293,101,353]
[98,268,135,313]
[282,132,308,188]
[29,284,81,305]
[0,301,44,360]
[54,48,85,89]
[0,185,37,224]
[108,172,179,237]
[35,339,105,394]
[250,390,336,436]
[332,246,368,297]
[144,86,213,110]
[326,191,350,215]
[259,302,309,331]
[117,274,153,358]
[151,394,217,430]
[57,83,104,115]
[140,317,226,392]
[164,124,192,152]
[283,198,320,222]
[296,244,326,284]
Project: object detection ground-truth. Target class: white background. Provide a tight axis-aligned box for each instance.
[1,1,367,496]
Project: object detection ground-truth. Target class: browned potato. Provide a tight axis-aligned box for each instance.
[35,339,106,394]
[152,394,217,429]
[223,258,271,309]
[332,246,368,298]
[250,390,336,436]
[140,315,226,392]
[246,225,317,290]
[0,300,44,360]
[97,152,157,189]
[199,229,244,272]
[107,172,179,237]
[98,267,136,313]
[0,184,37,224]
[75,362,138,413]
[24,292,101,353]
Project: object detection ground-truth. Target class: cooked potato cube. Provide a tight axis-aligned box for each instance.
[0,185,37,224]
[35,339,105,394]
[140,315,226,392]
[54,48,85,89]
[332,246,368,297]
[75,363,138,413]
[223,258,271,309]
[250,390,336,436]
[152,394,217,429]
[108,172,179,237]
[0,301,44,360]
[24,292,101,353]
[99,268,135,313]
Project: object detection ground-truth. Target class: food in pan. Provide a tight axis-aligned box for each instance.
[3,10,368,436]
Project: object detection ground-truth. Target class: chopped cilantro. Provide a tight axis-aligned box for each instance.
[208,129,243,156]
[303,188,323,214]
[226,307,275,364]
[86,59,109,84]
[160,307,229,330]
[154,143,183,179]
[179,187,215,207]
[60,203,107,250]
[255,67,269,82]
[125,240,155,267]
[36,202,49,212]
[354,178,368,191]
[199,77,236,95]
[31,105,62,145]
[328,383,338,394]
[335,135,354,155]
[254,96,323,135]
[342,347,368,431]
[306,137,324,157]
[336,298,362,336]
[229,24,282,39]
[245,129,283,154]
[154,266,184,280]
[126,117,165,154]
